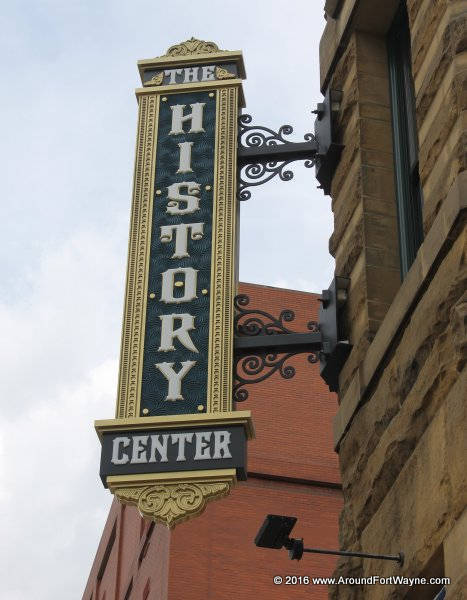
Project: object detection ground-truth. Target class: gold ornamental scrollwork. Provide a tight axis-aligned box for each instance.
[215,66,235,80]
[144,71,164,86]
[113,481,231,528]
[164,37,222,57]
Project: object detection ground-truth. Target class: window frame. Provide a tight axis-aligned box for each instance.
[387,1,424,278]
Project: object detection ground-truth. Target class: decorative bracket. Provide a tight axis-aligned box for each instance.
[237,114,318,201]
[233,276,352,401]
[233,294,321,402]
[237,88,344,199]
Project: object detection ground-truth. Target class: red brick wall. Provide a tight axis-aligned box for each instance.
[169,480,341,600]
[82,501,170,600]
[82,284,342,600]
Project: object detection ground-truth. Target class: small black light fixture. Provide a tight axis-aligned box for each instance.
[254,515,404,565]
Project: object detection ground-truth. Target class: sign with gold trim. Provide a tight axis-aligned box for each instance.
[95,39,253,528]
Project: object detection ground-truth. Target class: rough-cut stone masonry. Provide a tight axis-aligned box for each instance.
[320,0,466,597]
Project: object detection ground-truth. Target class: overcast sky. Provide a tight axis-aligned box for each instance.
[0,1,332,597]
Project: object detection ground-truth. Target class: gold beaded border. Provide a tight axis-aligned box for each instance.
[116,94,159,418]
[207,86,239,413]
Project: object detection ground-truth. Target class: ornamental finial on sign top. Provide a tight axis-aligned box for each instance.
[164,37,223,57]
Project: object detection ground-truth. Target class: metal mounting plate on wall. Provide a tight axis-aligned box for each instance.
[319,276,351,392]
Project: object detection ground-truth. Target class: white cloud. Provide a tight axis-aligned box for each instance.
[0,357,115,598]
[0,229,125,416]
[0,231,121,596]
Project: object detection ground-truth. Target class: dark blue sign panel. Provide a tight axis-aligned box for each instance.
[140,91,216,417]
[100,424,247,485]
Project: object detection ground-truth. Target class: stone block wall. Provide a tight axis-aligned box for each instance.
[320,0,466,598]
[326,29,402,399]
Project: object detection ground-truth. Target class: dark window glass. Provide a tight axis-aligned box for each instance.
[124,579,133,600]
[387,1,424,278]
[96,521,117,581]
[138,521,155,566]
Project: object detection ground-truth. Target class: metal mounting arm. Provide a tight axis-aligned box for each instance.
[285,538,404,564]
[235,331,321,353]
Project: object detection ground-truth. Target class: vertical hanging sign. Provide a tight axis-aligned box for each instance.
[95,39,253,528]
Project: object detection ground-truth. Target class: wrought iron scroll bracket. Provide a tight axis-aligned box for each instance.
[237,114,319,201]
[233,294,322,403]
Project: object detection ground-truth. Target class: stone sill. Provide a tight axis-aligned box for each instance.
[333,170,467,450]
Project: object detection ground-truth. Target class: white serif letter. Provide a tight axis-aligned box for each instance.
[169,103,205,135]
[160,222,204,258]
[155,361,196,401]
[166,182,200,215]
[176,141,194,173]
[111,437,130,465]
[160,267,198,304]
[158,313,198,353]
